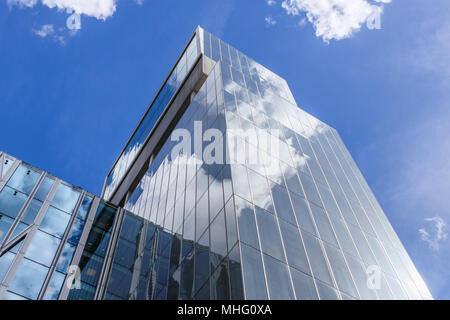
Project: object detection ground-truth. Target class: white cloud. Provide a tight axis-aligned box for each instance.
[8,0,117,20]
[280,0,392,42]
[265,16,277,26]
[298,17,307,27]
[32,24,55,37]
[41,0,116,20]
[134,0,144,5]
[266,0,277,6]
[32,24,72,44]
[419,217,448,251]
[7,0,38,8]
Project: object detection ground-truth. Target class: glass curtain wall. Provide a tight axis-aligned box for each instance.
[0,156,97,300]
[120,28,432,300]
[200,28,432,300]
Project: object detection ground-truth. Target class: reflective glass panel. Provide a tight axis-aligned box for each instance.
[0,186,28,219]
[290,267,318,300]
[240,243,267,300]
[255,207,285,262]
[25,230,61,267]
[7,164,40,195]
[34,176,54,201]
[40,206,71,238]
[302,232,334,286]
[52,184,80,214]
[263,254,295,300]
[279,220,310,275]
[8,258,49,299]
[43,271,65,300]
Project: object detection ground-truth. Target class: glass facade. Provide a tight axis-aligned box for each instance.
[0,155,95,300]
[103,35,200,201]
[0,26,433,300]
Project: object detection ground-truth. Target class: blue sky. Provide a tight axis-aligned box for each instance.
[1,0,449,299]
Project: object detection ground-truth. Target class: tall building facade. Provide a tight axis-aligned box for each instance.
[0,27,432,300]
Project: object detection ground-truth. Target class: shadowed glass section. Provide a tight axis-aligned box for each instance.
[68,201,118,300]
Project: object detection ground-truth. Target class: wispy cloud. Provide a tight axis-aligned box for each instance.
[32,24,73,45]
[278,0,392,42]
[419,217,448,251]
[32,24,55,37]
[265,16,277,26]
[266,0,277,6]
[6,0,38,8]
[406,20,450,85]
[298,17,307,27]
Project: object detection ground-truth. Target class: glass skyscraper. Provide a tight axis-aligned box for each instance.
[0,27,432,300]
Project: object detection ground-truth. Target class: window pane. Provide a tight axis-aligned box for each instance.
[196,191,209,241]
[7,164,40,195]
[302,232,334,286]
[345,254,378,300]
[316,281,340,300]
[241,244,267,299]
[323,243,358,298]
[290,192,317,236]
[290,268,318,300]
[225,197,238,248]
[255,207,285,262]
[0,186,28,219]
[209,177,224,221]
[56,242,77,273]
[76,196,93,221]
[348,224,377,266]
[210,210,227,258]
[0,214,14,242]
[194,232,210,294]
[67,281,96,300]
[279,220,310,275]
[3,291,28,300]
[231,164,251,201]
[43,271,65,300]
[8,258,49,299]
[310,204,339,247]
[247,169,273,213]
[21,199,42,225]
[210,259,230,300]
[34,176,54,201]
[9,221,28,239]
[263,254,295,300]
[2,156,14,178]
[40,206,71,238]
[52,184,80,214]
[299,173,322,207]
[182,211,195,258]
[0,251,15,283]
[25,230,61,266]
[235,196,259,249]
[330,217,359,258]
[271,183,296,225]
[67,218,86,245]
